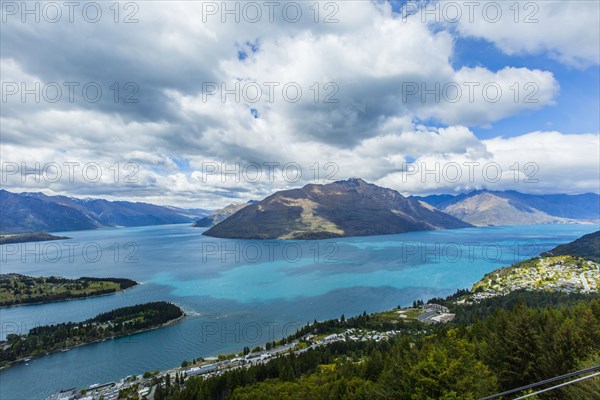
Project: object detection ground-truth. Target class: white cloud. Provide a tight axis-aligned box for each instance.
[0,1,597,207]
[378,131,600,196]
[418,66,558,125]
[454,1,600,67]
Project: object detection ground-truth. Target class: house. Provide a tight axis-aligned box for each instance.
[186,363,217,376]
[421,303,449,313]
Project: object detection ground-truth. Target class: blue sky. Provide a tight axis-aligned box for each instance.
[452,36,600,139]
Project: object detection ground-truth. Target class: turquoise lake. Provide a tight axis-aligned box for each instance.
[0,223,598,399]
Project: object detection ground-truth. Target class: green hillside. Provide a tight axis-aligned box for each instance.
[541,230,600,261]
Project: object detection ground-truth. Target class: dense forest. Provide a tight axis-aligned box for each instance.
[0,274,137,306]
[154,291,600,400]
[439,289,599,324]
[0,301,183,368]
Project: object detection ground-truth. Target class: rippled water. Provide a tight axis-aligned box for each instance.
[0,223,597,399]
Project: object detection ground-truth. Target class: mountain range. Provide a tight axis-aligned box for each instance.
[412,190,600,226]
[0,189,208,233]
[203,178,471,240]
[4,184,598,237]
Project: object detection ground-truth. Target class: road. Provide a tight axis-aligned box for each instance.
[580,272,591,291]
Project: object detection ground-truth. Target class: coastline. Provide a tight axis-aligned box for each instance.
[0,234,71,246]
[0,282,139,309]
[0,312,186,371]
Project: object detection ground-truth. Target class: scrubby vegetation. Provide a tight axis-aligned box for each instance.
[541,230,600,262]
[0,232,69,245]
[0,274,137,306]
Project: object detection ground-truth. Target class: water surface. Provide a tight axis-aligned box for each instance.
[0,223,597,399]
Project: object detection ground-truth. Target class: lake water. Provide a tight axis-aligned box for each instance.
[0,223,597,399]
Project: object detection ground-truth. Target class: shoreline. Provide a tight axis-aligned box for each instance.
[0,234,71,246]
[0,282,139,309]
[0,312,186,372]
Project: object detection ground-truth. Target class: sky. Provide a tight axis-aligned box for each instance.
[1,0,599,208]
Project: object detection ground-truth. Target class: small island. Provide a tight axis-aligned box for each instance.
[0,274,138,307]
[0,232,70,245]
[0,301,184,369]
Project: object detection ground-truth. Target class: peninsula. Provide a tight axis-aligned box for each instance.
[0,232,70,245]
[0,301,184,370]
[0,274,138,307]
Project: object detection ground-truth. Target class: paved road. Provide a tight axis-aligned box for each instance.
[580,272,591,291]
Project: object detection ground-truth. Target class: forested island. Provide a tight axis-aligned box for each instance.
[0,301,184,369]
[0,232,70,245]
[0,274,138,307]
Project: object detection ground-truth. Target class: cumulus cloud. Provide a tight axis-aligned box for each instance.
[453,0,600,67]
[0,1,597,207]
[378,131,600,196]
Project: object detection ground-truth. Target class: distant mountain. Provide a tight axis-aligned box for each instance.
[437,192,573,226]
[203,178,472,240]
[0,189,207,233]
[541,231,600,262]
[192,201,257,227]
[166,206,211,219]
[413,190,600,226]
